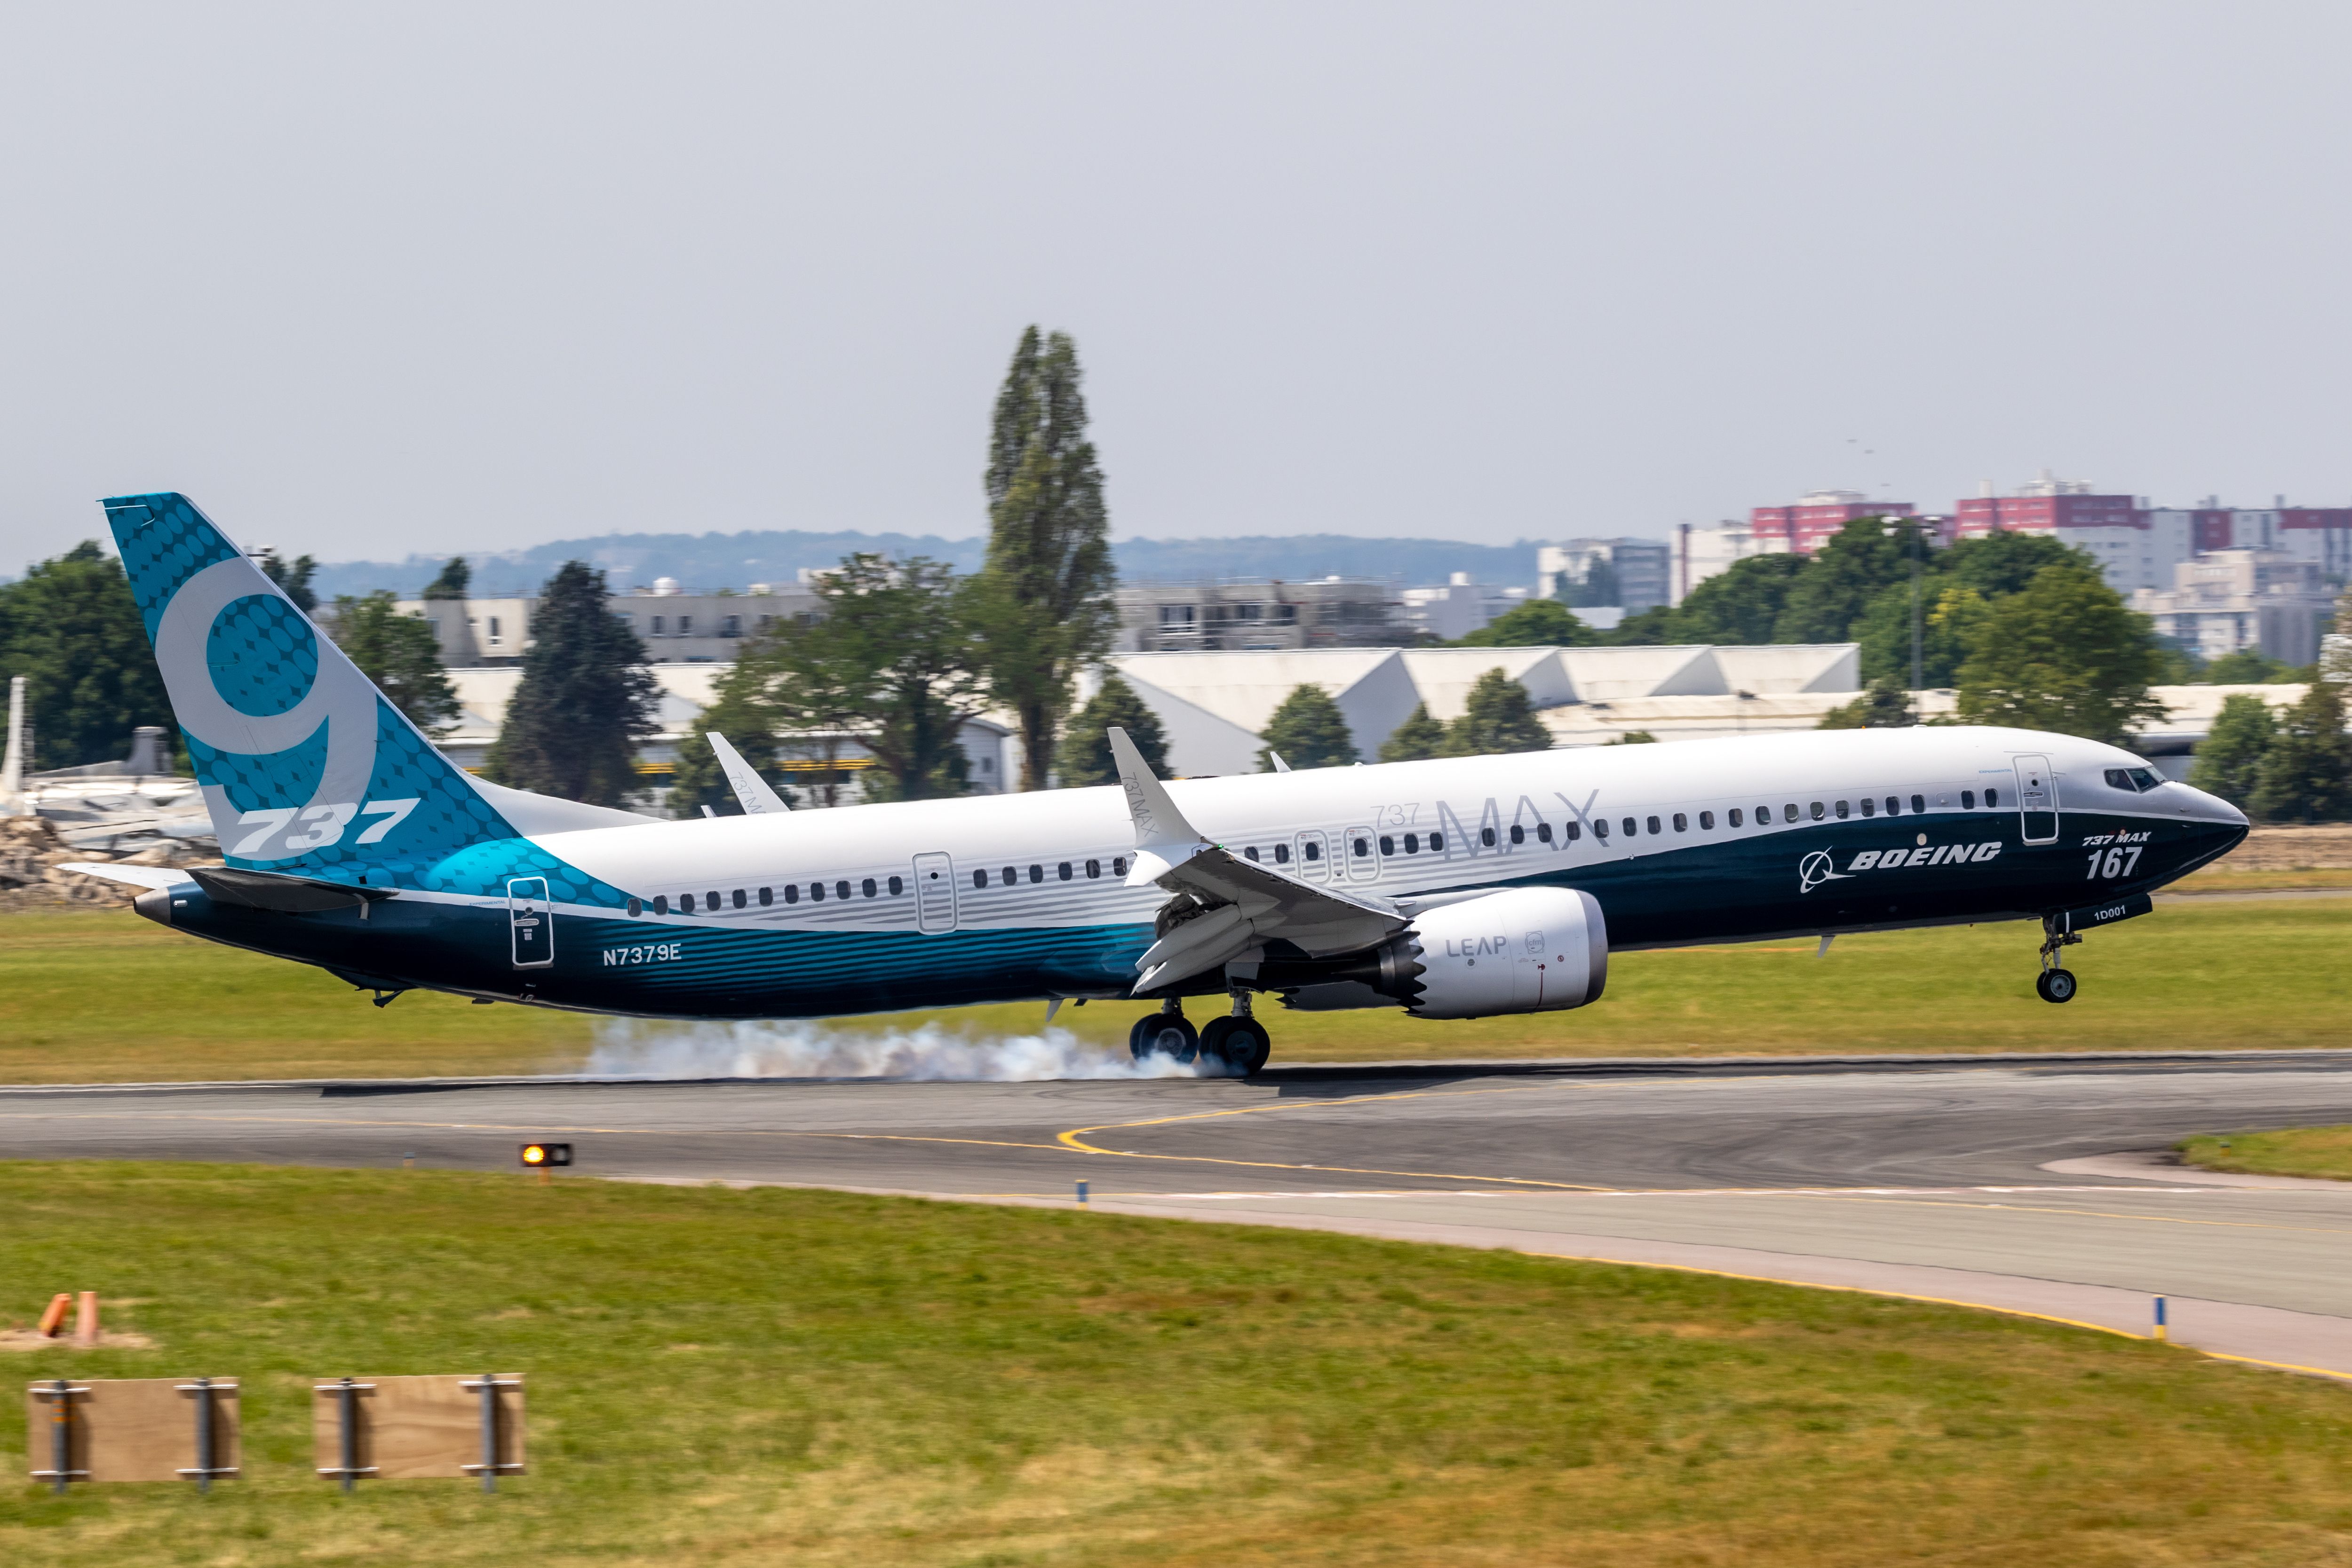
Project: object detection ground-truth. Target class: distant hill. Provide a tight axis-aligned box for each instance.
[304,531,1575,600]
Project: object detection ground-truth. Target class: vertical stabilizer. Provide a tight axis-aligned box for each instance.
[100,491,530,876]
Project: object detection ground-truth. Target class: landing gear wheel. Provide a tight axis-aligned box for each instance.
[1129,1012,1199,1062]
[1199,1016,1271,1075]
[2035,967,2078,1004]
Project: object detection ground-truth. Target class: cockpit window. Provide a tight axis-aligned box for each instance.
[2104,767,2164,793]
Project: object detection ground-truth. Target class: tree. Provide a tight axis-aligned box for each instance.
[2249,679,2352,823]
[1603,730,1659,745]
[1457,599,1597,647]
[665,654,797,816]
[328,592,460,735]
[1648,554,1810,645]
[1379,702,1448,762]
[803,554,990,802]
[1442,669,1552,756]
[1257,684,1358,770]
[1771,517,1925,645]
[423,558,471,600]
[1818,675,1917,729]
[1954,563,2166,746]
[2201,649,2297,684]
[2188,693,2278,809]
[0,541,175,770]
[1055,674,1168,786]
[977,327,1118,791]
[1558,555,1619,608]
[256,549,319,614]
[481,561,659,805]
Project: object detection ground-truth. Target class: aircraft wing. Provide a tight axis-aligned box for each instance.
[1107,728,1405,993]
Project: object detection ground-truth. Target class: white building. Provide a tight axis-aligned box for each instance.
[1398,574,1530,641]
[1536,538,1672,614]
[395,577,823,668]
[2131,549,2340,666]
[1086,644,1861,776]
[1667,520,1791,605]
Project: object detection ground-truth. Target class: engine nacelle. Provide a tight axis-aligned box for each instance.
[1399,887,1607,1018]
[1271,886,1608,1018]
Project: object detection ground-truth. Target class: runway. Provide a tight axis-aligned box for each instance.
[9,1050,2352,1378]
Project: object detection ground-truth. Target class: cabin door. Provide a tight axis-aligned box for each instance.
[2013,754,2059,845]
[507,877,555,968]
[1295,830,1330,882]
[913,852,958,933]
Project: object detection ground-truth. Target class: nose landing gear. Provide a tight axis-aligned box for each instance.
[2036,916,2081,1004]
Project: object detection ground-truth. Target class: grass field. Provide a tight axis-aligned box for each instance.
[3,897,2350,1083]
[6,1162,2352,1567]
[2182,1127,2352,1182]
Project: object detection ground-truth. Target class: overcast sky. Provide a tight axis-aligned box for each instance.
[4,2,2348,569]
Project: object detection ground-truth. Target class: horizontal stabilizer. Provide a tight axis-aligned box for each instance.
[55,862,191,892]
[189,865,396,913]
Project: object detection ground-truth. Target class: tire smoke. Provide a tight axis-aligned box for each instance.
[583,1018,1234,1082]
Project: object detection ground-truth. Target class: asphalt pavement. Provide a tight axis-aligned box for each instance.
[8,1051,2352,1378]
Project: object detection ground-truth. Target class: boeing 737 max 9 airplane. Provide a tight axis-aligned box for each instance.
[71,494,2249,1075]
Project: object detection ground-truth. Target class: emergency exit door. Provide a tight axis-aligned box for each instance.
[2013,754,2058,845]
[913,852,957,933]
[508,877,554,968]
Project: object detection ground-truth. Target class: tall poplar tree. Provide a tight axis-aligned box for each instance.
[978,326,1117,790]
[328,592,461,735]
[482,561,658,805]
[0,542,174,769]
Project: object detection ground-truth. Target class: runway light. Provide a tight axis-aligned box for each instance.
[519,1142,572,1168]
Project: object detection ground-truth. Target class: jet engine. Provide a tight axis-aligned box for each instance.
[1268,886,1608,1019]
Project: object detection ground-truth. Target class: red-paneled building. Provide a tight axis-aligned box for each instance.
[1749,491,1917,554]
[1952,491,2140,538]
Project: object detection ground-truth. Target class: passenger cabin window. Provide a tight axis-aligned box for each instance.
[1028,865,1043,884]
[1986,788,2000,808]
[1482,827,1498,847]
[1112,856,1128,875]
[1403,832,1420,853]
[1594,819,1610,840]
[836,880,851,901]
[1621,817,1636,836]
[1911,794,1926,814]
[971,870,986,889]
[785,885,800,903]
[1245,847,1261,862]
[758,887,772,906]
[1274,843,1290,863]
[1786,803,1799,821]
[1755,805,1772,823]
[1058,862,1073,880]
[1698,811,1714,829]
[1672,813,1687,832]
[733,888,747,909]
[1508,825,1524,844]
[1303,841,1320,861]
[1860,798,1875,817]
[1646,816,1661,835]
[1001,867,1016,886]
[1834,801,1848,820]
[811,882,825,902]
[1355,837,1372,857]
[1885,796,1900,815]
[1430,833,1444,852]
[681,893,696,913]
[1809,802,1824,821]
[628,897,642,917]
[1561,821,1578,841]
[862,878,877,898]
[888,876,903,895]
[1086,859,1101,877]
[653,895,668,914]
[1961,790,1975,809]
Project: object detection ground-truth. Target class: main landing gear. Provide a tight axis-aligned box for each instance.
[1129,993,1272,1076]
[2035,915,2081,1004]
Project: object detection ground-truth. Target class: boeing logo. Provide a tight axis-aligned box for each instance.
[1801,841,2004,893]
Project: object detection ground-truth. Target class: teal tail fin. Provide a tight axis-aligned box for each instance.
[101,491,644,879]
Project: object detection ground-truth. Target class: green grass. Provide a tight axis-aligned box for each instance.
[2181,1127,2352,1182]
[6,1162,2352,1566]
[4,898,2350,1084]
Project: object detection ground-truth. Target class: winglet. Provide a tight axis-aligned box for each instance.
[707,732,789,814]
[1267,751,1292,773]
[1107,726,1209,883]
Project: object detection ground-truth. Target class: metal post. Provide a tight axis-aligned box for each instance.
[314,1377,377,1490]
[478,1372,497,1493]
[2153,1296,2169,1342]
[193,1378,213,1493]
[49,1377,70,1496]
[1076,1180,1089,1205]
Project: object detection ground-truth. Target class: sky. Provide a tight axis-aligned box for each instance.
[4,2,2349,570]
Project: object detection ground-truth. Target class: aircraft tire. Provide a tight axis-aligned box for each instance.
[1225,1017,1271,1076]
[2035,968,2078,1004]
[1131,1013,1199,1063]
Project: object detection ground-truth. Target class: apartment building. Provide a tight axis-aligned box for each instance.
[397,576,822,667]
[2131,548,2340,666]
[1113,578,1408,652]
